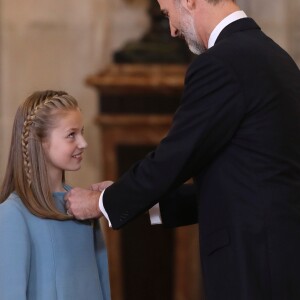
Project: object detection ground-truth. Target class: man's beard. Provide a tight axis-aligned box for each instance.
[185,33,206,55]
[179,10,206,55]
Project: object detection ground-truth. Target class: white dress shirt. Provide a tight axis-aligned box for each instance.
[100,10,247,226]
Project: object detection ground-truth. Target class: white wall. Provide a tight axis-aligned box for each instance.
[0,0,299,186]
[0,0,149,186]
[238,0,300,66]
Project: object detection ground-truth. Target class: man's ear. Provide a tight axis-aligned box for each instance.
[181,0,196,11]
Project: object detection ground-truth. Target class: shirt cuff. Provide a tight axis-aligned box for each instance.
[149,203,162,225]
[99,189,112,227]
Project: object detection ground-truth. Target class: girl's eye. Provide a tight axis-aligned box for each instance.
[68,132,75,138]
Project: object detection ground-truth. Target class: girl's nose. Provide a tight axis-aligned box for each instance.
[78,135,88,149]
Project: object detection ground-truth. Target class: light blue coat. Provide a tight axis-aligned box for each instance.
[0,190,110,300]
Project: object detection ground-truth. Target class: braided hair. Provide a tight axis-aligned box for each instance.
[21,99,52,186]
[0,90,79,220]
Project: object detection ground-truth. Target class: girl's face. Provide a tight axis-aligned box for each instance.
[42,109,87,178]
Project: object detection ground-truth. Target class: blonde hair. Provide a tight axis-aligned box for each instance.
[0,90,80,220]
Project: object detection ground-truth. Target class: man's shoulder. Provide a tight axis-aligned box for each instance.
[185,50,235,84]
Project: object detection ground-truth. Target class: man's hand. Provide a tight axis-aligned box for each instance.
[90,180,114,192]
[64,187,102,220]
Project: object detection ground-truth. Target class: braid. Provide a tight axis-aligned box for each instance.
[22,115,33,186]
[2,90,79,220]
[21,99,52,186]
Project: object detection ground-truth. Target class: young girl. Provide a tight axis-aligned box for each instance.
[0,90,110,300]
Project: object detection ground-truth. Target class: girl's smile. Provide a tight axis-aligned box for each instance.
[42,109,87,191]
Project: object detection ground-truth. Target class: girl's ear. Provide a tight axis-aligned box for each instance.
[181,0,196,11]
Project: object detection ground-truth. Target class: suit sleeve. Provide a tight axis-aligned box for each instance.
[0,202,31,300]
[104,53,246,229]
[159,184,198,227]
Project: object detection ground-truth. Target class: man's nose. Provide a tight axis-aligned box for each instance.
[170,23,179,37]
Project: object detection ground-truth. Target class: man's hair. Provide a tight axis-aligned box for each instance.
[0,90,79,220]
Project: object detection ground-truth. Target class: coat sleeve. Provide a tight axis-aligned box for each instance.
[93,220,111,300]
[159,183,198,227]
[0,201,31,300]
[104,53,246,229]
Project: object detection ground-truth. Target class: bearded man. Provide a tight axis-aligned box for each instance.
[66,0,300,298]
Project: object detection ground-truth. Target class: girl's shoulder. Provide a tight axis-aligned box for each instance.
[0,193,28,217]
[0,193,31,230]
[0,193,33,251]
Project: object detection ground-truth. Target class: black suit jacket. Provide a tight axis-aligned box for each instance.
[104,18,300,299]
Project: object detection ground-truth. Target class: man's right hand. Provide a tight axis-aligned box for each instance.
[90,180,114,192]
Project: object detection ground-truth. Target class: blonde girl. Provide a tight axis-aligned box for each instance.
[0,90,110,300]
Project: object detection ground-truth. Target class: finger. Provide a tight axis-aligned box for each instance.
[90,183,100,191]
[103,180,114,189]
[66,209,73,216]
[65,200,70,210]
[64,190,70,201]
[97,181,114,190]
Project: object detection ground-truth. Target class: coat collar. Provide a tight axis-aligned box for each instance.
[215,18,261,45]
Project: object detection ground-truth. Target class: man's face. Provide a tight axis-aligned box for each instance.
[157,0,206,54]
